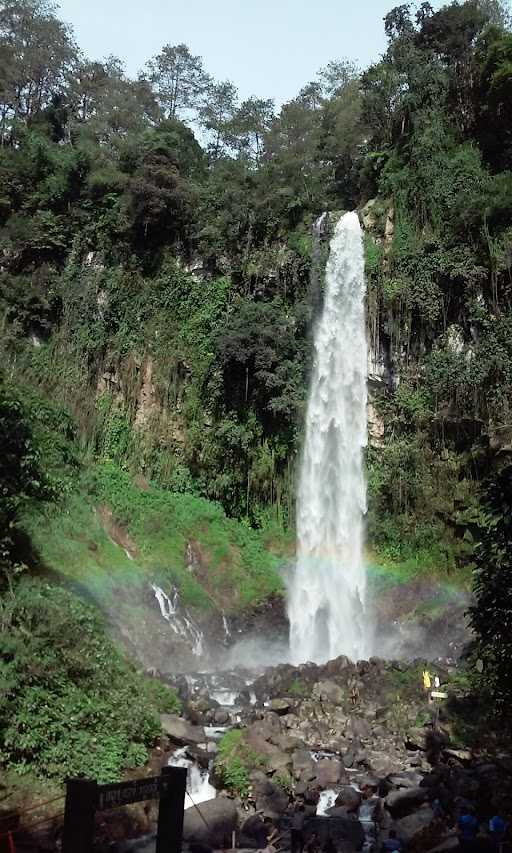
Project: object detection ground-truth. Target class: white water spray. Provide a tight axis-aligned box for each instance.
[288,211,370,664]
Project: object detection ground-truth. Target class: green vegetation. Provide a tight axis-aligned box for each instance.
[2,0,512,779]
[0,578,180,782]
[287,678,309,698]
[214,729,267,798]
[470,465,512,720]
[24,462,283,612]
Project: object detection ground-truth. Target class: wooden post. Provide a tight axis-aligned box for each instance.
[62,778,98,853]
[156,766,187,853]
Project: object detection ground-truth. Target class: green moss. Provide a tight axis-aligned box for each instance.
[287,677,308,697]
[215,730,267,798]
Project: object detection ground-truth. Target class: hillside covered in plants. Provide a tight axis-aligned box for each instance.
[3,0,512,789]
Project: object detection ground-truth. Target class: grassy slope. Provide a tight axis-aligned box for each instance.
[24,462,284,614]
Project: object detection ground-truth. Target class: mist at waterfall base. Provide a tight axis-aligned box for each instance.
[287,211,371,665]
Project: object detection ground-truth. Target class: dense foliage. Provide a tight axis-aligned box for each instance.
[470,465,512,718]
[0,579,180,781]
[2,0,512,742]
[0,0,511,543]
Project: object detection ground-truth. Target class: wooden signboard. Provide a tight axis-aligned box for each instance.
[62,766,187,853]
[97,776,161,811]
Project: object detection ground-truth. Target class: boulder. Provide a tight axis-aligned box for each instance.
[160,714,205,746]
[335,787,361,813]
[395,805,435,843]
[240,814,269,848]
[271,698,293,715]
[426,836,460,853]
[256,780,290,820]
[388,771,424,789]
[350,717,371,739]
[405,728,426,751]
[313,680,345,705]
[266,750,292,774]
[314,813,365,852]
[183,797,238,848]
[293,749,316,781]
[214,708,230,725]
[314,758,344,788]
[385,786,428,818]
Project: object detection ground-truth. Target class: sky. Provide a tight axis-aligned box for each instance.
[55,0,441,107]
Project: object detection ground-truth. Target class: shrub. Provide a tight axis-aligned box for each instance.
[0,579,180,782]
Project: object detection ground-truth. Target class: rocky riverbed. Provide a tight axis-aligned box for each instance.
[96,654,512,853]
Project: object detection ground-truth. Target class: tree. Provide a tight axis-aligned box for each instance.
[416,1,490,133]
[144,43,210,120]
[317,58,359,96]
[0,0,77,139]
[198,79,238,158]
[476,30,512,168]
[262,95,326,214]
[0,382,49,587]
[71,55,160,142]
[123,120,202,246]
[470,465,512,717]
[229,96,274,162]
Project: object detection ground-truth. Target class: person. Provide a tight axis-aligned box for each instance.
[432,798,445,824]
[291,804,306,853]
[423,670,432,691]
[382,829,403,853]
[250,814,271,849]
[351,685,360,706]
[458,809,479,852]
[489,815,507,852]
[434,675,441,689]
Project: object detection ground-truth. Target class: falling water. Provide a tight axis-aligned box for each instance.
[288,211,370,664]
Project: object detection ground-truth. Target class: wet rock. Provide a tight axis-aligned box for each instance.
[385,786,428,817]
[183,796,238,848]
[335,787,361,812]
[160,714,205,746]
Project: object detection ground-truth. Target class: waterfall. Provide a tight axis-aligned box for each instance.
[151,584,204,656]
[168,748,216,807]
[288,211,370,664]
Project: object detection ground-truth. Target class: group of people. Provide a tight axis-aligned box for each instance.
[458,809,508,853]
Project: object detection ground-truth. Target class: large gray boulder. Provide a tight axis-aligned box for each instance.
[183,797,238,848]
[160,714,205,746]
[314,757,345,788]
[385,786,428,817]
[395,805,435,843]
[251,770,289,817]
[271,698,293,715]
[293,749,316,781]
[313,680,345,705]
